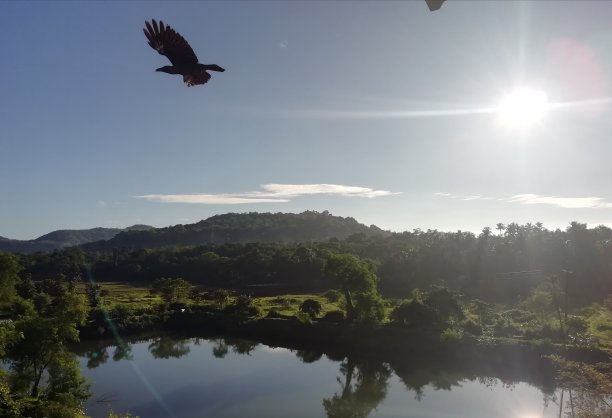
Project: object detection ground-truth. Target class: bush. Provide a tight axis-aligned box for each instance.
[299,299,322,319]
[295,311,312,324]
[390,299,439,329]
[566,315,588,332]
[440,328,463,343]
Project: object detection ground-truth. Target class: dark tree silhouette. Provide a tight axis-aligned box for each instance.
[143,19,225,87]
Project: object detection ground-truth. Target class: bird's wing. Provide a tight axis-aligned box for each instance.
[143,19,199,66]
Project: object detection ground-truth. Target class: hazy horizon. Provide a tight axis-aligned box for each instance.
[3,1,612,240]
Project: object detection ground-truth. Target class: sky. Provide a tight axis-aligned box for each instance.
[3,1,612,240]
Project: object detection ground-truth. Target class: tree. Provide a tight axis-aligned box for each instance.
[423,286,464,324]
[390,299,439,329]
[299,299,322,319]
[4,285,91,417]
[496,223,505,236]
[0,252,21,305]
[324,254,381,322]
[151,277,192,305]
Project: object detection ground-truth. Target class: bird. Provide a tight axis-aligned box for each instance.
[143,19,225,87]
[425,0,446,11]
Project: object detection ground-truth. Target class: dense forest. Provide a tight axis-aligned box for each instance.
[19,217,612,305]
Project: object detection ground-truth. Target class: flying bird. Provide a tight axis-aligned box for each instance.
[143,19,225,87]
[425,0,446,11]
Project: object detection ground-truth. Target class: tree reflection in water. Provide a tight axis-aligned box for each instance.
[148,336,190,359]
[211,337,258,358]
[323,357,391,418]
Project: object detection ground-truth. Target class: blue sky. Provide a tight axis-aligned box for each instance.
[2,1,612,239]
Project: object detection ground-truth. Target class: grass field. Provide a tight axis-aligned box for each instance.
[79,282,342,318]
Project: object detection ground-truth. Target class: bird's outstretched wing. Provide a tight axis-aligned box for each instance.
[143,19,198,67]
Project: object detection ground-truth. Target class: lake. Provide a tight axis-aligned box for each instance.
[78,335,564,418]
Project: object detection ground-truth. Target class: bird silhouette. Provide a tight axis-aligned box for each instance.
[425,0,446,11]
[143,19,225,87]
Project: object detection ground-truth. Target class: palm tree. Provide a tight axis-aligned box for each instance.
[496,223,505,236]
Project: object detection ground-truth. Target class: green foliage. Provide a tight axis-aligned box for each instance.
[299,299,322,319]
[440,328,463,343]
[549,355,612,417]
[0,252,21,305]
[1,270,91,417]
[353,292,386,325]
[390,299,439,329]
[210,288,230,309]
[86,282,102,308]
[295,310,313,324]
[423,286,464,323]
[325,253,382,322]
[151,277,192,304]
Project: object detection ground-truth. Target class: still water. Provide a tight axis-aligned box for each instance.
[78,335,563,418]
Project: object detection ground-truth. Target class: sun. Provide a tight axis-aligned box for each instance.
[498,87,549,129]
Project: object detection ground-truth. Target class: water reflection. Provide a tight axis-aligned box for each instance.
[85,340,132,368]
[148,336,190,359]
[323,359,391,418]
[211,337,258,358]
[74,335,589,418]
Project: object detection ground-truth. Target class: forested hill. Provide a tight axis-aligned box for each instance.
[83,211,387,250]
[0,225,153,254]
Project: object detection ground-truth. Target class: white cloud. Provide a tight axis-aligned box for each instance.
[257,183,400,198]
[435,192,612,209]
[136,184,400,205]
[502,194,612,209]
[279,40,288,49]
[137,194,289,205]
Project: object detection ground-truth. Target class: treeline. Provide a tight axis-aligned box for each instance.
[19,221,612,305]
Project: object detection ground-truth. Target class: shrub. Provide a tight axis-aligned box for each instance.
[295,311,312,324]
[299,299,322,319]
[440,328,463,343]
[390,299,439,329]
[566,315,588,332]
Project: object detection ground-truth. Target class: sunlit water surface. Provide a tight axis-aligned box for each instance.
[78,336,563,418]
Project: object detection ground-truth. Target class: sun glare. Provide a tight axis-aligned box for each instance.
[499,88,549,129]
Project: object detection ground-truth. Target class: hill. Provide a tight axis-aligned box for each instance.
[0,225,154,253]
[83,211,387,250]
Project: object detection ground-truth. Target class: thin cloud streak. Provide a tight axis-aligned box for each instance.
[137,194,289,204]
[137,184,401,205]
[435,192,612,209]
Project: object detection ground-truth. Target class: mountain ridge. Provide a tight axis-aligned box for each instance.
[83,211,388,250]
[0,225,154,253]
